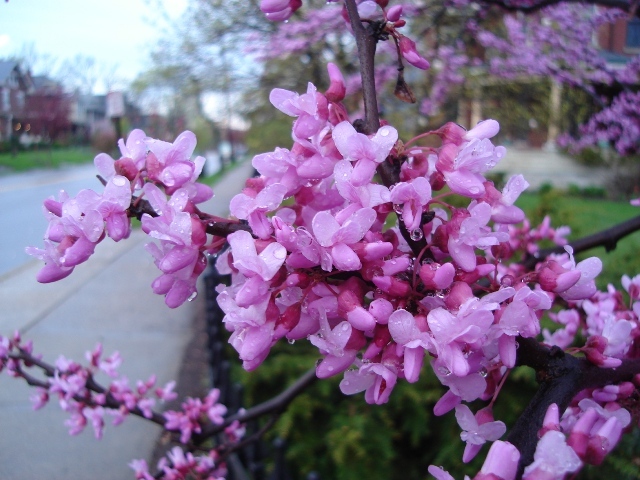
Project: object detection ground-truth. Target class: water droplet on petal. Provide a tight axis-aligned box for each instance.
[113,176,127,187]
[187,292,198,302]
[410,229,423,241]
[380,129,389,137]
[394,204,403,214]
[288,338,295,345]
[480,368,488,378]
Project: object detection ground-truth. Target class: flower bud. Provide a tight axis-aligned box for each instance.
[325,63,346,102]
[398,35,430,70]
[386,5,402,22]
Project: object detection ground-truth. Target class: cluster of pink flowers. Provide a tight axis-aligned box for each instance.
[27,129,216,308]
[200,60,640,476]
[0,332,240,479]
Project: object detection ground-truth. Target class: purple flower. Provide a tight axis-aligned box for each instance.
[332,121,398,186]
[388,309,434,382]
[230,183,288,239]
[455,405,506,462]
[309,311,358,378]
[269,82,329,138]
[309,207,377,271]
[523,430,581,479]
[389,177,432,231]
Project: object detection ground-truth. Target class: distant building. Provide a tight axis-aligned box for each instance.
[0,60,34,142]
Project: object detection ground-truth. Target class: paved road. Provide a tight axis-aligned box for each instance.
[495,147,610,190]
[0,163,101,277]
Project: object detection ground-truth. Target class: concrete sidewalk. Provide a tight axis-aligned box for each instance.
[496,147,610,190]
[0,161,254,480]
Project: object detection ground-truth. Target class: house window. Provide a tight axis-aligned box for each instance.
[626,18,640,49]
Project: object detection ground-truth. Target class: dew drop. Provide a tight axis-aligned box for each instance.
[437,366,451,377]
[343,380,350,386]
[288,338,296,345]
[380,129,389,137]
[393,204,403,214]
[480,368,488,378]
[341,324,350,331]
[113,176,127,187]
[328,366,334,372]
[187,292,198,302]
[410,229,423,241]
[501,275,515,287]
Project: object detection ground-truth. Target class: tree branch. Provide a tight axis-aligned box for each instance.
[522,214,640,270]
[509,337,640,476]
[194,368,318,442]
[343,0,380,134]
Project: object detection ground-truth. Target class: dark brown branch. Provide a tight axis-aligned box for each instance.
[509,337,640,477]
[194,368,317,442]
[10,350,167,427]
[127,195,252,237]
[522,214,640,270]
[344,0,380,134]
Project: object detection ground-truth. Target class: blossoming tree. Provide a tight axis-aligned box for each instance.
[4,1,640,479]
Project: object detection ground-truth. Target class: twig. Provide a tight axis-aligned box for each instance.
[522,214,640,269]
[194,368,317,442]
[343,0,380,134]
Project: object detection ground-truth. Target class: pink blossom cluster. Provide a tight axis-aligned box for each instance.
[26,129,216,308]
[0,332,241,480]
[558,91,640,156]
[204,62,638,475]
[0,334,178,439]
[257,0,430,71]
[130,447,227,480]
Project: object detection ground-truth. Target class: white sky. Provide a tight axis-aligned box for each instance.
[0,0,187,88]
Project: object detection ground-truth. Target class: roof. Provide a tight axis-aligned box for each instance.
[0,60,18,83]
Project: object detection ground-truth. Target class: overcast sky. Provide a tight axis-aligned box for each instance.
[0,0,187,90]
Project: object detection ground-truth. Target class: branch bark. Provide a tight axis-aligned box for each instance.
[509,337,640,476]
[522,214,640,270]
[344,0,380,134]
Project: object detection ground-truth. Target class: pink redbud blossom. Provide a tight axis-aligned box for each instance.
[456,405,506,463]
[230,183,288,239]
[475,440,520,480]
[386,5,403,22]
[398,35,430,70]
[325,62,346,102]
[522,430,582,479]
[332,120,398,186]
[388,309,434,382]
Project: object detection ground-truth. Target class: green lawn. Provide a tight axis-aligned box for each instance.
[515,190,640,288]
[0,146,97,171]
